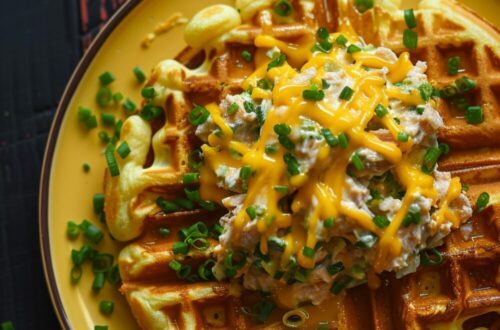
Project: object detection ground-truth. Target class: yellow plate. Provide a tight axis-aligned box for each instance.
[39,1,500,329]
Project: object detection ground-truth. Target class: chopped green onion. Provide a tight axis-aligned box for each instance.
[397,131,409,142]
[438,143,450,155]
[211,224,224,238]
[268,236,286,252]
[224,250,247,270]
[116,141,130,159]
[447,56,460,75]
[184,188,202,203]
[241,50,252,62]
[188,105,210,125]
[78,106,92,122]
[140,103,163,121]
[100,113,115,127]
[243,101,255,113]
[246,206,258,220]
[351,153,365,171]
[402,209,421,227]
[416,105,425,115]
[403,29,418,49]
[67,221,81,239]
[347,44,361,53]
[133,66,146,83]
[122,98,136,114]
[99,300,114,315]
[354,0,373,12]
[80,219,104,243]
[197,259,216,280]
[283,152,300,175]
[99,71,115,85]
[336,34,348,46]
[105,144,120,177]
[274,123,292,136]
[374,104,388,117]
[302,246,315,258]
[267,53,287,71]
[98,131,110,144]
[92,272,106,291]
[327,261,344,275]
[265,143,279,155]
[169,259,182,271]
[455,76,476,92]
[94,326,108,330]
[182,172,199,185]
[338,133,348,149]
[317,27,329,40]
[419,83,433,101]
[156,197,180,213]
[159,228,170,237]
[421,147,441,173]
[303,88,325,101]
[83,163,91,173]
[273,185,289,193]
[462,184,470,192]
[86,115,98,129]
[173,242,189,255]
[476,192,490,213]
[92,253,114,273]
[115,119,123,138]
[321,79,330,89]
[273,0,293,16]
[320,128,338,147]
[93,193,105,214]
[404,9,417,29]
[339,86,354,101]
[373,214,390,228]
[96,87,112,107]
[330,276,351,294]
[257,78,273,90]
[177,264,192,279]
[466,106,483,124]
[112,92,123,103]
[70,265,83,284]
[240,165,252,192]
[107,264,121,284]
[324,217,334,228]
[311,41,333,53]
[420,248,443,266]
[141,87,156,99]
[440,85,458,98]
[187,236,209,250]
[253,300,276,323]
[228,102,239,115]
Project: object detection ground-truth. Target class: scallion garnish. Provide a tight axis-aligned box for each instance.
[92,272,106,291]
[420,248,443,266]
[78,106,92,122]
[350,153,365,171]
[404,9,417,29]
[374,104,388,117]
[330,276,351,294]
[187,237,209,250]
[402,209,421,227]
[80,219,104,243]
[133,66,146,83]
[283,153,300,175]
[83,163,91,173]
[112,92,123,103]
[397,131,409,142]
[354,0,373,12]
[239,51,252,65]
[70,265,83,284]
[116,141,130,159]
[476,192,490,213]
[96,87,112,107]
[159,228,170,237]
[122,98,136,114]
[373,214,390,228]
[92,253,114,273]
[239,165,252,192]
[273,185,288,193]
[268,236,286,252]
[99,71,115,85]
[347,44,361,53]
[98,131,110,144]
[273,0,293,16]
[419,83,433,101]
[267,53,287,71]
[447,56,460,75]
[317,27,329,40]
[302,246,315,258]
[324,217,334,228]
[99,300,114,315]
[182,172,199,185]
[224,250,247,270]
[338,133,348,149]
[466,105,483,124]
[403,29,418,49]
[327,261,344,275]
[101,113,115,127]
[140,103,162,121]
[228,102,239,115]
[339,86,354,101]
[67,221,81,239]
[421,147,441,173]
[188,105,210,126]
[141,87,156,99]
[265,143,279,155]
[86,115,98,129]
[173,242,189,255]
[455,76,476,92]
[104,144,120,177]
[257,78,273,90]
[93,193,105,214]
[440,85,458,99]
[246,206,258,220]
[320,128,338,147]
[156,197,179,213]
[336,34,348,46]
[303,86,325,101]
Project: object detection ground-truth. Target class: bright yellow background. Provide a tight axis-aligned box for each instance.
[45,1,499,329]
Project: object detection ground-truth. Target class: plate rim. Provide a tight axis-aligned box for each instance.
[38,1,140,328]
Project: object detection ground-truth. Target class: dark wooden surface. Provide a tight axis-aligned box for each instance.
[0,1,123,328]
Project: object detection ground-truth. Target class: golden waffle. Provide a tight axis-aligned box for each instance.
[106,0,500,328]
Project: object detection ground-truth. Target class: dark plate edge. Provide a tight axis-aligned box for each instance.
[38,1,141,328]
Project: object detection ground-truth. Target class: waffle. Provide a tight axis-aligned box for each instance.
[107,0,500,328]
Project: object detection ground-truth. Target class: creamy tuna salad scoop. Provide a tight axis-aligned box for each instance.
[185,26,472,308]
